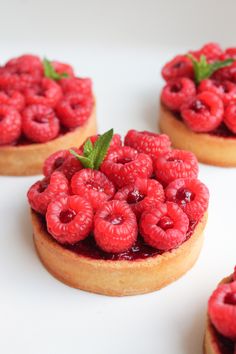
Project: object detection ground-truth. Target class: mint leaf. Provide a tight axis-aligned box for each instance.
[69,149,94,169]
[187,54,234,84]
[93,129,114,170]
[83,138,93,157]
[43,58,69,81]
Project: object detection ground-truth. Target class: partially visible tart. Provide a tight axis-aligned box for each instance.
[159,42,236,167]
[27,129,209,296]
[204,269,236,354]
[0,54,96,175]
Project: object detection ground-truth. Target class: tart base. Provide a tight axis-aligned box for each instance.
[159,104,236,167]
[0,105,97,176]
[32,210,207,296]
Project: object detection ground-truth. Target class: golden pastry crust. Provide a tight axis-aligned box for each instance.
[159,104,236,167]
[204,275,234,354]
[0,104,97,176]
[32,210,207,296]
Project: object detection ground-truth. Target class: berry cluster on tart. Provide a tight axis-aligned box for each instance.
[159,42,236,167]
[27,129,209,296]
[204,266,236,354]
[0,54,96,175]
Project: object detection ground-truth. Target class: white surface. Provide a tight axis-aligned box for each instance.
[1,1,236,354]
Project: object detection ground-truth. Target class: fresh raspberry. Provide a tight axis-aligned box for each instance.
[51,61,75,77]
[59,77,92,95]
[189,43,223,61]
[154,149,199,186]
[212,61,236,82]
[124,130,171,161]
[22,104,60,143]
[224,103,236,134]
[27,171,69,215]
[82,133,122,152]
[46,195,93,244]
[208,281,236,340]
[100,146,153,188]
[0,104,21,145]
[165,178,209,221]
[114,177,165,219]
[198,79,236,106]
[94,200,138,253]
[71,169,115,211]
[181,92,224,132]
[43,149,70,177]
[58,148,83,180]
[140,202,189,251]
[0,89,25,111]
[56,92,94,128]
[161,78,196,111]
[225,48,236,60]
[161,55,194,81]
[24,78,62,108]
[5,54,42,73]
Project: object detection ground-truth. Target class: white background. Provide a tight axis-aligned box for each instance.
[0,1,236,353]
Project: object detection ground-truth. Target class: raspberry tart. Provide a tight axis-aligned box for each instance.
[159,43,236,166]
[204,267,236,354]
[0,55,96,175]
[28,129,209,296]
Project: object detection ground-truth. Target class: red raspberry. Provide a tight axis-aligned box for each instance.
[234,267,236,281]
[71,169,115,211]
[5,54,42,73]
[140,202,189,251]
[0,89,25,111]
[165,178,209,221]
[27,171,69,215]
[51,61,75,77]
[82,133,122,153]
[114,177,165,219]
[212,61,236,82]
[94,200,138,253]
[198,79,236,106]
[56,92,94,128]
[161,55,194,81]
[189,43,223,61]
[155,149,199,186]
[224,102,236,134]
[24,78,62,108]
[22,104,60,143]
[46,195,93,244]
[100,146,153,188]
[225,48,236,60]
[0,104,21,145]
[208,281,236,340]
[161,78,196,111]
[59,77,92,95]
[43,149,70,177]
[181,92,224,133]
[124,130,171,161]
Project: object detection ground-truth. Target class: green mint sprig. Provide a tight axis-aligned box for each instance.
[43,58,69,80]
[70,129,114,170]
[187,54,234,84]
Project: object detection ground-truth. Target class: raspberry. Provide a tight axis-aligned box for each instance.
[181,92,224,132]
[58,148,83,180]
[59,77,92,95]
[100,146,153,188]
[140,202,189,251]
[212,61,236,82]
[71,169,115,211]
[94,200,138,253]
[124,130,171,161]
[27,171,69,215]
[225,48,236,60]
[165,178,209,221]
[51,61,75,77]
[43,149,70,177]
[234,267,236,281]
[56,92,94,128]
[224,102,236,134]
[82,133,122,152]
[198,79,236,106]
[161,78,196,111]
[22,104,60,143]
[189,43,223,61]
[161,55,194,81]
[114,177,165,219]
[0,104,21,145]
[0,89,25,111]
[208,281,236,340]
[155,149,199,186]
[24,78,62,108]
[46,195,93,244]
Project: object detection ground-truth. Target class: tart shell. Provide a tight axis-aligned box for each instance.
[32,210,207,296]
[159,104,236,167]
[0,104,97,176]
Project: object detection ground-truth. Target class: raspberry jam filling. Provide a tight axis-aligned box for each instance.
[176,188,195,205]
[158,216,174,230]
[127,189,145,204]
[59,209,76,223]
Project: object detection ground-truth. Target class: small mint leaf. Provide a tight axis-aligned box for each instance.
[93,129,114,170]
[43,58,69,81]
[83,138,94,157]
[69,149,94,169]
